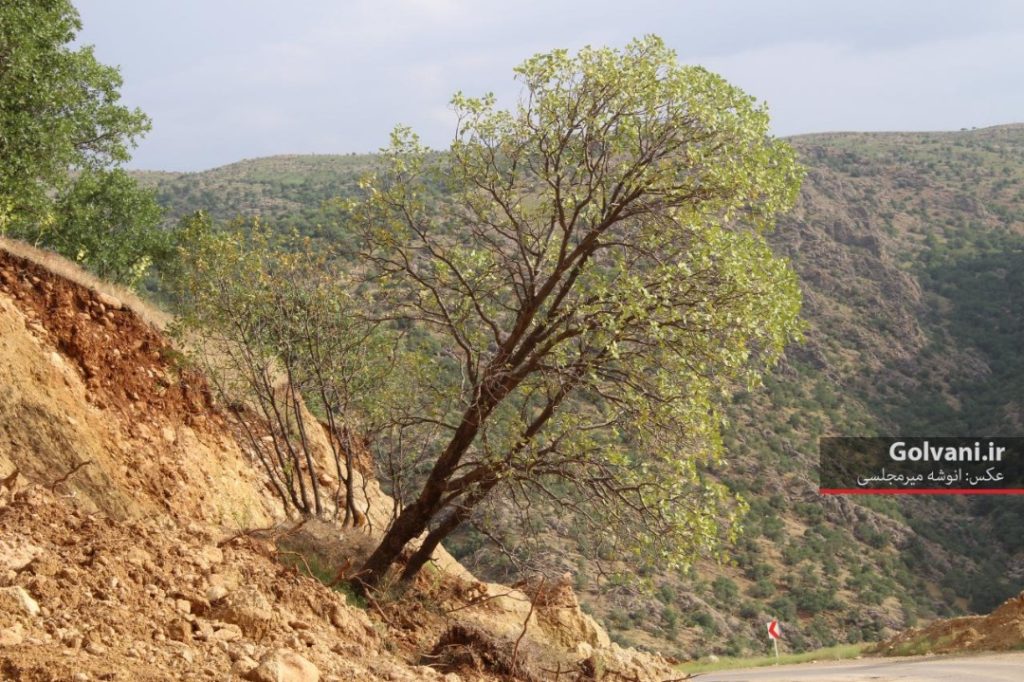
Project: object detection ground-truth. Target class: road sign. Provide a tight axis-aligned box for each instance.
[767,618,781,663]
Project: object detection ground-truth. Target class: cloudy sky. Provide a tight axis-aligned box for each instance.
[75,0,1024,171]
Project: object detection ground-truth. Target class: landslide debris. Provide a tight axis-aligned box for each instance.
[873,590,1024,656]
[0,242,683,681]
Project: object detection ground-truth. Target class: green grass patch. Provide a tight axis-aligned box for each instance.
[277,550,367,610]
[677,643,867,674]
[886,633,955,657]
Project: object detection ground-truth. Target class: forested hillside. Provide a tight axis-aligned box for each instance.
[133,124,1024,658]
[134,154,376,248]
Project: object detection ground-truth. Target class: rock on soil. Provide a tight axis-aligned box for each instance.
[0,586,40,617]
[244,649,320,682]
[0,244,687,682]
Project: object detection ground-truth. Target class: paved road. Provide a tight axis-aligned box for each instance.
[695,653,1024,681]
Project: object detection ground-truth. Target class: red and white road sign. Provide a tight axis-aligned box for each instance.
[767,619,781,640]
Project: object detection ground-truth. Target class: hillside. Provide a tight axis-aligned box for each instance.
[680,123,1024,655]
[129,125,1024,659]
[0,240,682,681]
[133,154,378,244]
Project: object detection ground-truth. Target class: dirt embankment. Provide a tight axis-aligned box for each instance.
[0,242,681,681]
[0,242,281,527]
[874,590,1024,656]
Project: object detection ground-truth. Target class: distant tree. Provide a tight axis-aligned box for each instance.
[349,36,804,588]
[712,576,740,603]
[0,0,163,286]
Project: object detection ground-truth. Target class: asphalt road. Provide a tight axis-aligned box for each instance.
[695,653,1024,681]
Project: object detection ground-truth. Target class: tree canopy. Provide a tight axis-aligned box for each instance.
[348,35,805,587]
[0,0,163,286]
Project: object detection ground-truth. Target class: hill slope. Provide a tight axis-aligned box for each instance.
[130,124,1024,658]
[0,240,679,680]
[684,123,1024,656]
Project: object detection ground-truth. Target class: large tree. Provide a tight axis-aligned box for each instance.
[349,36,804,588]
[0,0,162,286]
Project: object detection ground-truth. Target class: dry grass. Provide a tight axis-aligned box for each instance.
[0,236,172,330]
[677,643,868,674]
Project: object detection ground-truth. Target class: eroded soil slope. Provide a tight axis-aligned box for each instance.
[0,244,280,526]
[0,242,681,681]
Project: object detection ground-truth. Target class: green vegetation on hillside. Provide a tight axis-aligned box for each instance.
[134,155,378,250]
[137,125,1024,657]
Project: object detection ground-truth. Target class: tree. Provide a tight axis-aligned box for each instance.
[349,36,804,589]
[169,213,403,525]
[0,0,162,285]
[51,168,167,286]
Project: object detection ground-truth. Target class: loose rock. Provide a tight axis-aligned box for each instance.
[0,585,40,616]
[244,648,320,682]
[0,623,25,647]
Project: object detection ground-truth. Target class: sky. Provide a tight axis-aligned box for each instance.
[74,0,1024,172]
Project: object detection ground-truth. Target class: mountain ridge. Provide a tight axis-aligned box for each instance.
[127,123,1024,177]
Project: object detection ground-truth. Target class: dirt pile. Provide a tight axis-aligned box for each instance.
[0,242,683,681]
[874,590,1024,655]
[0,481,414,681]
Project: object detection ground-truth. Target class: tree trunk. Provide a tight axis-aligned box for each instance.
[356,369,573,588]
[356,401,490,588]
[355,498,431,588]
[400,478,497,582]
[342,428,357,526]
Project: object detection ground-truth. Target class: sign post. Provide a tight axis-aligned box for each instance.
[767,618,781,663]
